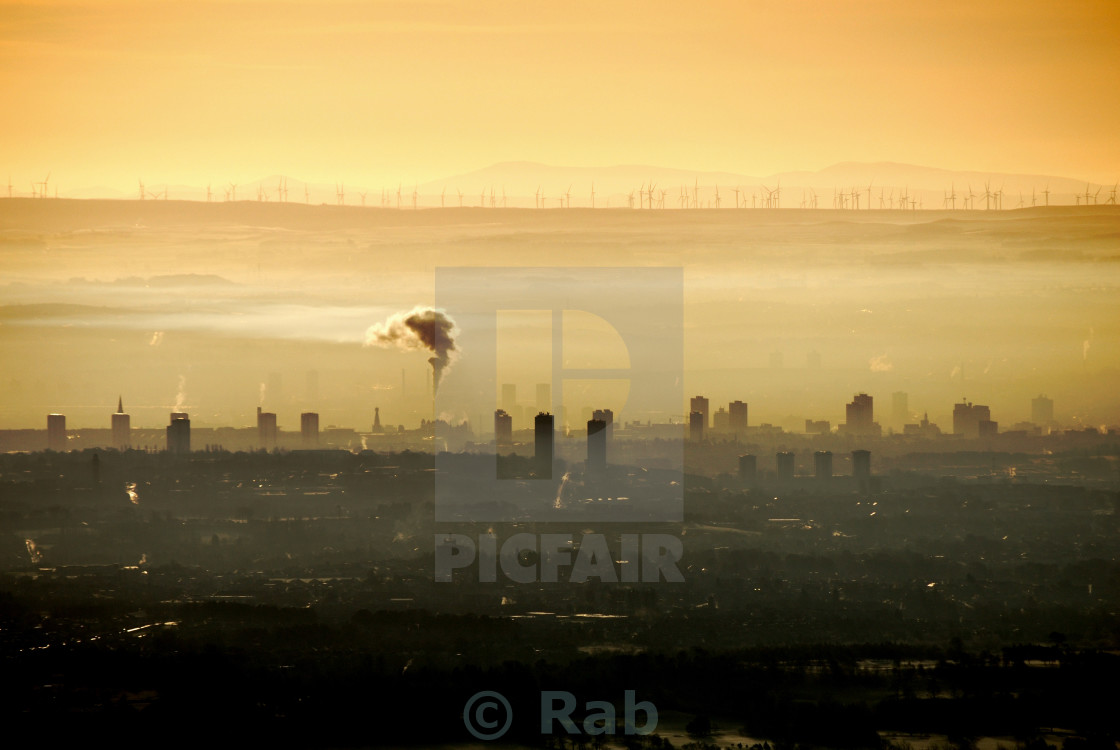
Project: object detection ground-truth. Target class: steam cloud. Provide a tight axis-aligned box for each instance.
[365,307,458,392]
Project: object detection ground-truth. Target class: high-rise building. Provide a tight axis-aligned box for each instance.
[300,412,319,449]
[953,400,992,438]
[690,396,709,429]
[729,401,748,432]
[111,396,130,450]
[167,413,191,456]
[1031,395,1054,426]
[592,408,614,460]
[689,411,705,442]
[47,413,66,451]
[534,412,554,479]
[814,451,833,481]
[776,451,795,482]
[494,409,513,448]
[891,392,909,429]
[587,418,607,473]
[738,454,757,483]
[713,407,730,432]
[257,407,278,450]
[843,393,877,435]
[372,406,383,432]
[852,449,871,490]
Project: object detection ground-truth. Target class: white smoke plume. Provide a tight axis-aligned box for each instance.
[869,354,893,372]
[174,375,187,410]
[365,307,459,392]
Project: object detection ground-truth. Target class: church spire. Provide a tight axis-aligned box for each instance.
[117,396,123,414]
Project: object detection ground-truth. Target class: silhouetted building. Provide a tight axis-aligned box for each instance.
[903,412,942,437]
[738,454,757,483]
[953,400,992,438]
[729,400,748,432]
[257,407,278,450]
[852,449,871,490]
[372,406,383,432]
[587,418,607,473]
[814,451,832,481]
[805,419,830,435]
[1032,395,1054,426]
[776,451,795,482]
[892,391,908,429]
[494,409,512,448]
[841,393,880,436]
[167,413,190,456]
[592,408,614,458]
[534,412,553,478]
[690,396,709,429]
[47,413,66,451]
[300,412,319,448]
[111,397,130,450]
[689,411,705,442]
[713,406,730,432]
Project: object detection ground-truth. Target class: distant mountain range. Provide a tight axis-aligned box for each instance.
[51,162,1116,209]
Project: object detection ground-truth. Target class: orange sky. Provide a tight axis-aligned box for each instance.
[2,0,1118,192]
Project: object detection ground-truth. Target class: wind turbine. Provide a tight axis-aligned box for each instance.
[228,183,237,201]
[457,188,463,207]
[565,184,572,209]
[413,184,419,210]
[714,185,721,209]
[440,187,446,208]
[139,179,145,200]
[6,175,11,198]
[1042,183,1050,207]
[590,182,595,209]
[359,191,367,207]
[1108,182,1118,205]
[534,186,540,209]
[732,186,740,209]
[206,184,212,202]
[866,180,873,210]
[397,184,402,209]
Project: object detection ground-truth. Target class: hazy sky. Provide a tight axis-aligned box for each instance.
[3,0,1118,191]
